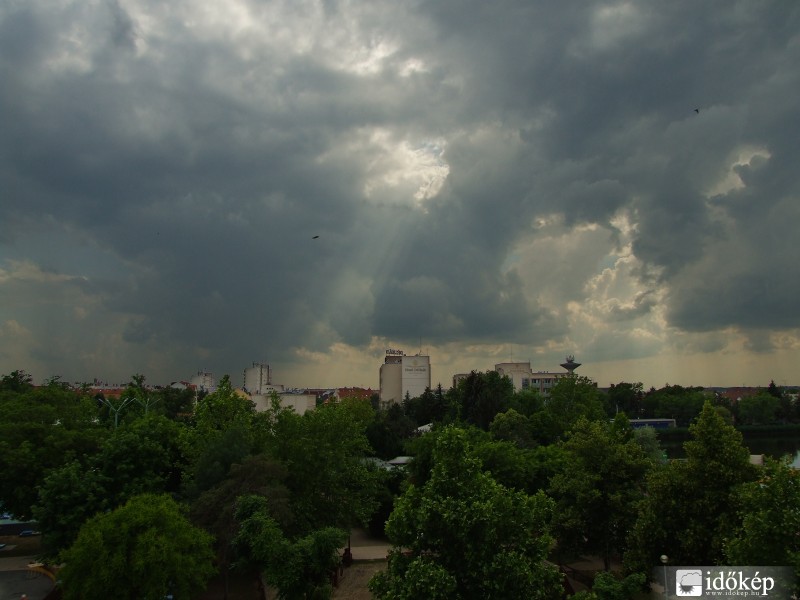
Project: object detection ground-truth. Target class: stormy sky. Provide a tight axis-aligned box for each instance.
[1,0,799,389]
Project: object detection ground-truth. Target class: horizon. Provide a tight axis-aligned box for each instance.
[2,2,799,392]
[10,354,794,393]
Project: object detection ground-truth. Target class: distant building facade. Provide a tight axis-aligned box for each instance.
[190,370,215,392]
[243,362,283,395]
[494,357,580,396]
[379,349,431,406]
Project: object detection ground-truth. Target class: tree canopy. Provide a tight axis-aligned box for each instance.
[59,493,215,600]
[235,494,347,600]
[625,401,757,572]
[549,415,651,570]
[370,426,563,600]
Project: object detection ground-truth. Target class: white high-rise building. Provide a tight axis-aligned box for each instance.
[379,349,431,406]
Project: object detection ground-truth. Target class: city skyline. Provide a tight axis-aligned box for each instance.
[2,2,799,391]
[11,349,793,394]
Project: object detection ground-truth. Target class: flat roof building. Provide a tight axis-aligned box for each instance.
[379,349,431,406]
[494,357,580,396]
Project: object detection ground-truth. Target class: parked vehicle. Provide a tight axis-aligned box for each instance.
[18,530,41,537]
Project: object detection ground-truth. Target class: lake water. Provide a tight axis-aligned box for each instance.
[662,434,800,464]
[744,436,800,466]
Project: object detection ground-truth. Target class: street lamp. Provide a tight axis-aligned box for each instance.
[660,555,669,599]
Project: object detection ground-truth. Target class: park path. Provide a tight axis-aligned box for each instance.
[0,555,55,600]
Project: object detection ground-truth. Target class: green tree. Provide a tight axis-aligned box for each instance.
[451,370,515,430]
[367,402,416,459]
[641,385,708,426]
[405,425,567,494]
[632,425,665,462]
[766,379,783,398]
[192,374,256,439]
[489,408,536,449]
[604,382,644,418]
[736,392,779,425]
[60,493,215,600]
[573,572,648,600]
[509,387,545,418]
[189,423,254,494]
[549,415,651,570]
[0,383,105,518]
[191,455,292,595]
[34,414,188,553]
[404,385,451,426]
[33,461,109,553]
[370,426,563,600]
[235,494,347,600]
[271,397,379,535]
[531,375,605,444]
[156,385,197,421]
[0,369,33,392]
[625,402,757,573]
[183,375,259,494]
[724,457,800,570]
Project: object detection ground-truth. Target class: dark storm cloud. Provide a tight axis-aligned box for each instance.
[1,0,798,383]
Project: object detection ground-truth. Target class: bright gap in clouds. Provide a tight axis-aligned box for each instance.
[503,210,668,365]
[291,128,448,383]
[338,128,450,210]
[706,146,771,198]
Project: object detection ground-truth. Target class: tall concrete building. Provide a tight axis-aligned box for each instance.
[379,349,431,406]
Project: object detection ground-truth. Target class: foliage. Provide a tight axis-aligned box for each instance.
[60,493,215,600]
[0,369,33,392]
[183,374,259,494]
[370,426,563,600]
[549,415,651,569]
[641,385,708,426]
[473,437,568,495]
[508,387,545,417]
[735,392,779,425]
[192,374,256,439]
[403,384,451,426]
[235,494,347,600]
[187,423,254,494]
[0,382,106,518]
[155,385,197,420]
[271,397,380,535]
[625,401,757,572]
[33,460,109,553]
[367,402,416,459]
[632,425,665,462]
[573,571,648,600]
[489,408,536,448]
[366,467,406,537]
[724,457,800,570]
[449,370,515,430]
[530,375,605,444]
[405,424,567,494]
[604,382,644,418]
[34,414,187,553]
[191,454,292,581]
